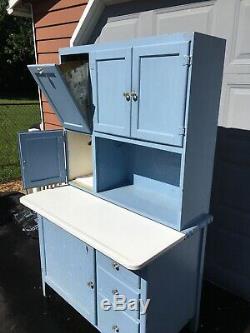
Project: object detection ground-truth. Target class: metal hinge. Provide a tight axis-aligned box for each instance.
[183,55,192,66]
[179,127,186,136]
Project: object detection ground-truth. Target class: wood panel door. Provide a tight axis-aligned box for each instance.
[42,219,96,324]
[18,130,66,189]
[131,41,190,146]
[90,47,132,136]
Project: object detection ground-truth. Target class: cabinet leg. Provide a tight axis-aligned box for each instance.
[189,227,207,333]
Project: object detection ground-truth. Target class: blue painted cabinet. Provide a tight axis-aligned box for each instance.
[28,62,92,133]
[131,42,190,146]
[38,217,96,324]
[90,47,132,136]
[19,33,226,333]
[37,216,206,333]
[90,41,190,146]
[18,130,66,189]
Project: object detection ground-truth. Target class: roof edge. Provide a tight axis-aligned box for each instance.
[7,0,32,18]
[70,0,134,46]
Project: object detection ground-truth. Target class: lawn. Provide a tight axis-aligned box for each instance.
[0,99,41,183]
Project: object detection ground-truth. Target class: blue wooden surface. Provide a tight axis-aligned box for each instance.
[18,130,66,189]
[97,266,140,320]
[36,214,208,333]
[94,135,182,228]
[97,293,140,333]
[131,41,190,146]
[96,252,141,289]
[180,34,226,229]
[41,218,97,324]
[90,47,132,136]
[142,228,202,333]
[28,64,91,133]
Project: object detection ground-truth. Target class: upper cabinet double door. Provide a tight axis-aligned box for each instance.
[90,41,190,146]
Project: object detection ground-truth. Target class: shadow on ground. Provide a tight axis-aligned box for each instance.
[0,192,249,333]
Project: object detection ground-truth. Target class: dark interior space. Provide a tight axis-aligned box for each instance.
[0,191,249,333]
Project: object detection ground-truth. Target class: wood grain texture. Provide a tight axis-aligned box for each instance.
[36,38,70,53]
[36,23,77,40]
[34,0,87,14]
[34,6,86,28]
[44,112,62,126]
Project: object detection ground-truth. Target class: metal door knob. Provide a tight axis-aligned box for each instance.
[112,325,119,333]
[131,91,138,101]
[87,281,94,289]
[123,92,131,101]
[112,262,120,271]
[37,67,43,75]
[112,289,119,295]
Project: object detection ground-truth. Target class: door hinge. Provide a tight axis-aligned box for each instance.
[183,55,192,66]
[179,127,186,136]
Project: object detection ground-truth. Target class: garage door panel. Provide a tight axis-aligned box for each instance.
[155,2,215,35]
[227,0,250,73]
[220,74,250,129]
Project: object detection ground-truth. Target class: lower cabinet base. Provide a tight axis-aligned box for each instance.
[37,215,206,333]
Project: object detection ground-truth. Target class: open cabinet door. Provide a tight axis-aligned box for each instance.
[18,131,67,189]
[28,63,91,133]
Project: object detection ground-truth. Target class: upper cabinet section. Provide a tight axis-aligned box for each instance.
[131,41,190,146]
[90,40,190,146]
[90,48,132,136]
[28,61,92,134]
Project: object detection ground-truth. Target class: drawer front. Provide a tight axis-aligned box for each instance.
[97,252,140,290]
[97,266,140,320]
[97,293,139,333]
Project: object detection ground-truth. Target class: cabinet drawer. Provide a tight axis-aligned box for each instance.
[97,293,139,333]
[97,252,140,290]
[97,266,140,320]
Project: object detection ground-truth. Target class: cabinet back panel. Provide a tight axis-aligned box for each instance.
[95,137,181,192]
[66,130,93,180]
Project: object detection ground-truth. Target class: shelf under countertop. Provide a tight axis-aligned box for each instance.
[20,185,185,270]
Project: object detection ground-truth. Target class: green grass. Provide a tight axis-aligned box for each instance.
[0,99,41,183]
[0,99,39,104]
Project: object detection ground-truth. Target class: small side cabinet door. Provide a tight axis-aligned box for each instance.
[131,42,190,146]
[18,130,66,189]
[42,219,96,324]
[90,47,132,136]
[28,64,91,133]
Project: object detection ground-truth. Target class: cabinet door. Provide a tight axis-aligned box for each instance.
[18,130,66,189]
[131,42,190,146]
[28,63,91,133]
[90,47,132,136]
[42,219,96,324]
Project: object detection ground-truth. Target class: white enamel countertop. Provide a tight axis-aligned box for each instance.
[20,185,185,270]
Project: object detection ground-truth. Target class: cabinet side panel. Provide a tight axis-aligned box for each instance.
[145,230,201,333]
[181,33,226,228]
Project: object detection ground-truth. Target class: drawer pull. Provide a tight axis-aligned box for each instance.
[87,281,94,289]
[131,91,138,102]
[112,262,120,271]
[112,289,119,295]
[112,325,119,333]
[123,92,131,101]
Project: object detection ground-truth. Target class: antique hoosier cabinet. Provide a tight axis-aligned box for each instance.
[19,33,225,333]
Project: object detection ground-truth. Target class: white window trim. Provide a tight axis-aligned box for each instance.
[70,0,134,46]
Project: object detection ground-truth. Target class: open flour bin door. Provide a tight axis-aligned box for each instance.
[28,62,92,134]
[18,130,67,189]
